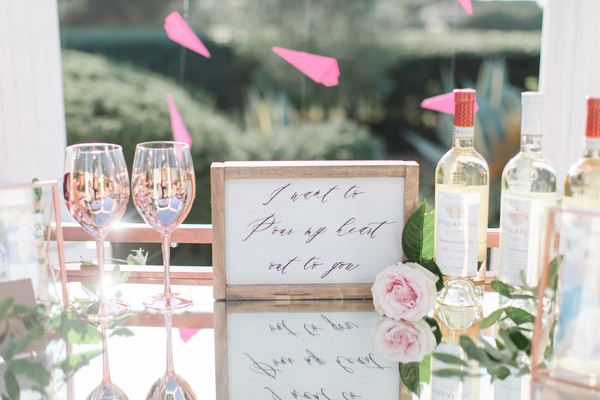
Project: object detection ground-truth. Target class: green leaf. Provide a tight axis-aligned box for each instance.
[498,329,519,356]
[8,359,51,387]
[424,317,442,345]
[12,304,40,316]
[55,349,102,374]
[481,309,503,329]
[488,365,512,381]
[21,316,43,335]
[432,352,468,367]
[4,370,19,400]
[4,335,34,360]
[490,280,512,298]
[109,327,134,337]
[81,283,99,296]
[421,259,445,291]
[60,319,102,345]
[0,297,14,320]
[546,256,560,292]
[419,354,431,385]
[504,307,535,325]
[110,265,122,285]
[0,324,9,343]
[108,313,136,329]
[516,366,530,377]
[1,395,9,400]
[400,362,422,397]
[507,328,531,355]
[114,289,123,298]
[118,271,131,285]
[86,301,100,315]
[402,200,435,262]
[495,338,506,351]
[32,178,42,203]
[459,336,495,369]
[432,368,472,379]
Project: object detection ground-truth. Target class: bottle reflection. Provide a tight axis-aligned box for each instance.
[146,311,197,400]
[431,304,482,400]
[493,371,531,400]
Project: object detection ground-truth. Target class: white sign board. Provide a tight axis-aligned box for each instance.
[211,161,419,300]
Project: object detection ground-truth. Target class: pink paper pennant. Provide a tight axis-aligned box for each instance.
[272,47,339,87]
[179,328,199,343]
[166,94,193,146]
[420,91,479,114]
[458,0,473,15]
[164,11,211,58]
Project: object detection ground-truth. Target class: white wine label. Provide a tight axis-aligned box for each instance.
[453,126,474,138]
[498,193,553,287]
[436,190,480,277]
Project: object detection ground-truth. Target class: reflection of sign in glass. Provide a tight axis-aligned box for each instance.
[215,301,400,399]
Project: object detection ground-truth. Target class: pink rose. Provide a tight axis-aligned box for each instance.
[371,262,438,321]
[372,316,437,363]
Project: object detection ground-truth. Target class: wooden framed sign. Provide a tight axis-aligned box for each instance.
[211,161,419,300]
[214,300,405,400]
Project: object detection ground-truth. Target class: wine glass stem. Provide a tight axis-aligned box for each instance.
[162,233,173,298]
[101,320,112,384]
[165,312,175,376]
[96,238,107,306]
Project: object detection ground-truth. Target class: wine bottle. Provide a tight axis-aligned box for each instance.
[435,89,489,305]
[564,97,600,210]
[498,92,557,290]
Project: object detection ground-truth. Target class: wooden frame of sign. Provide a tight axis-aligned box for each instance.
[214,300,412,400]
[211,160,419,300]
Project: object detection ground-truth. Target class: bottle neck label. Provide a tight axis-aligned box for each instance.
[453,126,474,138]
[586,137,600,149]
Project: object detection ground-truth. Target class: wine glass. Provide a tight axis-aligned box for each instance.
[63,143,130,320]
[145,310,197,400]
[86,319,129,400]
[132,142,195,312]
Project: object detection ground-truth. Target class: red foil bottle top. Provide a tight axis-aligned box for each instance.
[453,89,476,127]
[586,97,600,138]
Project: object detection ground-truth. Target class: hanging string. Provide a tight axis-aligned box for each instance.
[301,0,311,115]
[178,0,190,87]
[449,0,458,89]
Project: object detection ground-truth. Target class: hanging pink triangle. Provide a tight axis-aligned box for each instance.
[167,94,193,146]
[164,11,211,58]
[421,91,479,114]
[179,328,199,343]
[458,0,473,15]
[272,47,339,87]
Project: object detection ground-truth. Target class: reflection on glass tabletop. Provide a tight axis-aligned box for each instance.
[62,285,590,400]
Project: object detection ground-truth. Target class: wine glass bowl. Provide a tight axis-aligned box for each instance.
[132,142,195,312]
[63,143,130,321]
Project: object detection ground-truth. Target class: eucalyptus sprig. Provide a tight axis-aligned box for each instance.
[431,259,559,383]
[0,249,145,399]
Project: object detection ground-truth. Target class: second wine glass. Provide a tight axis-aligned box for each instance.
[132,142,196,312]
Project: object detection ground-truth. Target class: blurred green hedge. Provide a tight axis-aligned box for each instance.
[62,50,383,265]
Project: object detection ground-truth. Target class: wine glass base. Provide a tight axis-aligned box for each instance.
[87,381,129,400]
[75,300,129,322]
[143,293,193,313]
[146,374,197,400]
